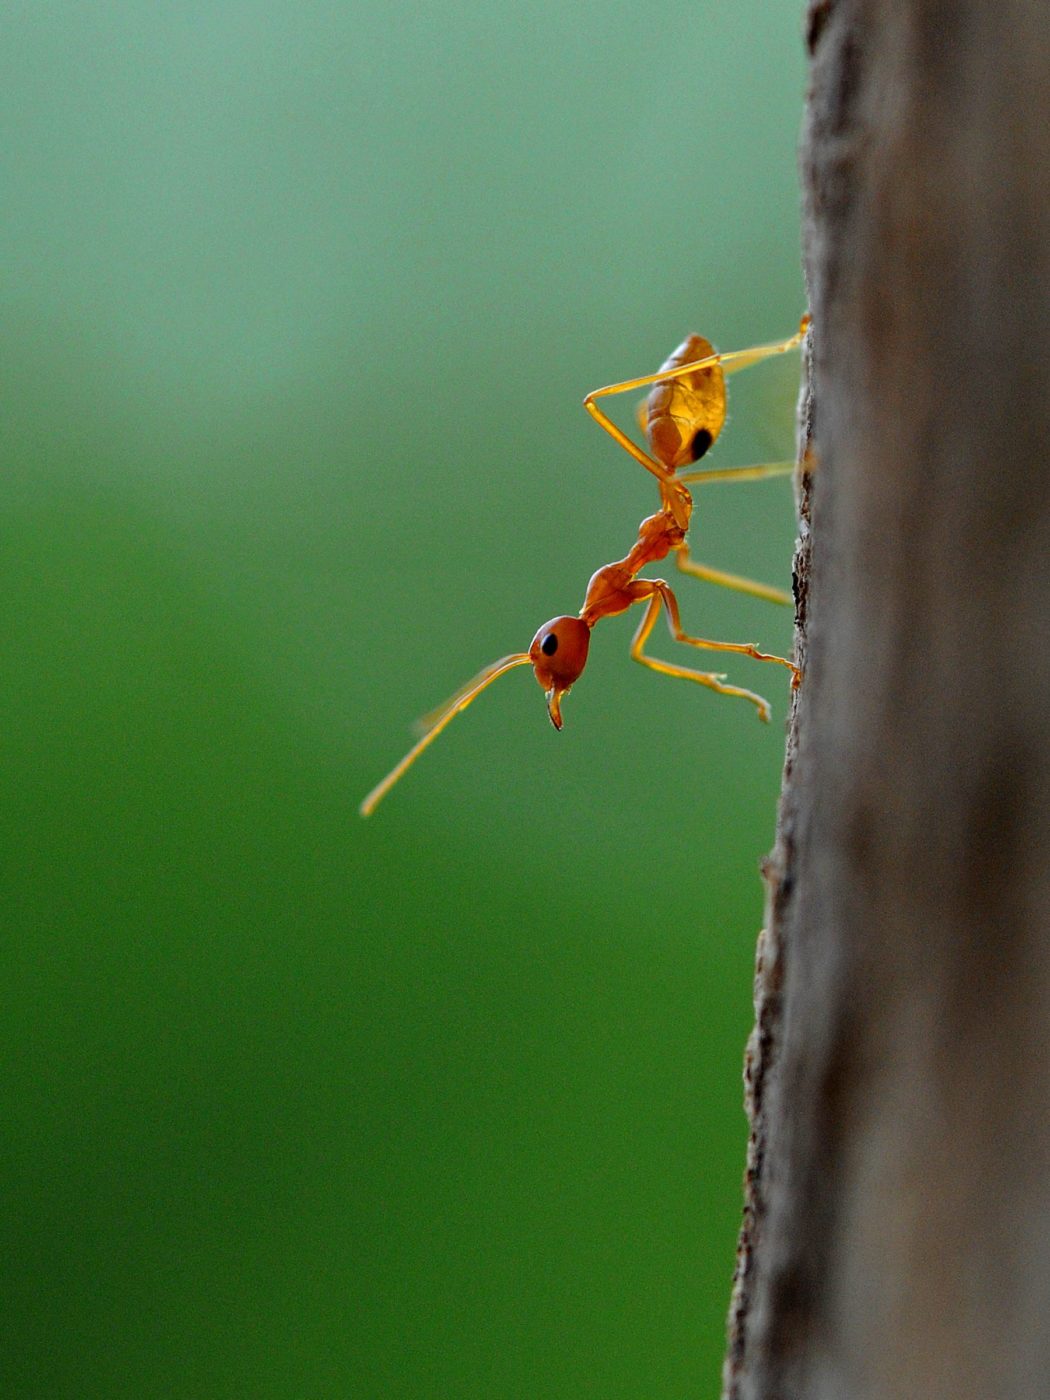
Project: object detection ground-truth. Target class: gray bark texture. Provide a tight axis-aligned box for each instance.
[722,3,1050,1398]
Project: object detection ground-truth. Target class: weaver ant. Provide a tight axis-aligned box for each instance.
[361,315,810,816]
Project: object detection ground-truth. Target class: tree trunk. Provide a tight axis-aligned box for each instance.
[723,4,1050,1397]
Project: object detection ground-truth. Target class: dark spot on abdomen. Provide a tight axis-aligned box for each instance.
[690,428,713,461]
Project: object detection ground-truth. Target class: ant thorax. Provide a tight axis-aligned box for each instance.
[625,504,688,572]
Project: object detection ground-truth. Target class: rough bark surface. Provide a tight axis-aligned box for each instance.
[723,4,1050,1398]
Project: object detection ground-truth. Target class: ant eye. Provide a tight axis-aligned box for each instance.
[690,427,713,462]
[541,633,559,656]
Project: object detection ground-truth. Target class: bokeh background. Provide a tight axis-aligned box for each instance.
[4,3,806,1396]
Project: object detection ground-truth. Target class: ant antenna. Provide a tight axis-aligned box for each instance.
[359,653,532,816]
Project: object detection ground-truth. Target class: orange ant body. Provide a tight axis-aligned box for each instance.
[360,316,810,816]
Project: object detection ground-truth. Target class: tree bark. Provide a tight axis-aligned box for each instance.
[723,4,1050,1398]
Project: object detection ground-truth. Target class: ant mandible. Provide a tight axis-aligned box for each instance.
[360,315,810,816]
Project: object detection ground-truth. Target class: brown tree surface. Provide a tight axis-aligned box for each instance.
[723,3,1050,1397]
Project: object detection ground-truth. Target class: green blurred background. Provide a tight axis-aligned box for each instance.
[4,3,806,1395]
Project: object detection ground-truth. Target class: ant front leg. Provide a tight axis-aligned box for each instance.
[628,580,800,722]
[655,580,800,687]
[628,587,774,722]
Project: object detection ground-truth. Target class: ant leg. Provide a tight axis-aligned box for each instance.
[719,324,809,377]
[676,546,793,607]
[677,460,795,486]
[657,579,799,684]
[675,459,801,602]
[630,579,799,705]
[654,579,800,686]
[582,389,673,484]
[584,321,807,478]
[628,589,776,723]
[586,322,808,420]
[676,460,798,602]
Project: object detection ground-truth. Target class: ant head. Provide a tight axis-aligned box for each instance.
[529,616,591,730]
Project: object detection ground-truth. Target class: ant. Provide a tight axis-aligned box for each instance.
[360,315,810,816]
